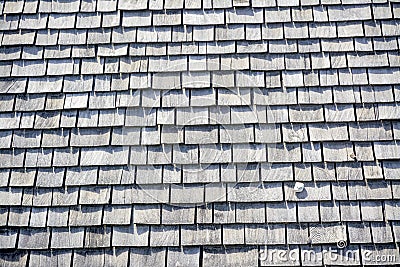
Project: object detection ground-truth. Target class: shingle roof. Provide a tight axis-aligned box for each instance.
[1,0,400,266]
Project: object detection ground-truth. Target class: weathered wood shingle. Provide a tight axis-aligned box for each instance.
[0,1,399,265]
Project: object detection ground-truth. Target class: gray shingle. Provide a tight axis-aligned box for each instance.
[381,21,400,37]
[285,181,331,201]
[336,162,363,181]
[123,11,152,27]
[374,141,400,159]
[71,128,110,147]
[361,85,394,103]
[69,206,103,226]
[204,247,258,267]
[133,205,161,224]
[328,5,371,21]
[141,126,161,145]
[0,149,25,168]
[0,229,18,249]
[170,184,204,204]
[183,165,220,183]
[383,161,400,180]
[18,229,50,249]
[323,142,354,162]
[150,225,180,246]
[88,28,112,44]
[245,224,285,244]
[103,205,131,225]
[298,202,320,222]
[333,86,361,103]
[269,40,297,53]
[9,169,36,186]
[2,31,36,45]
[369,68,400,85]
[350,122,392,141]
[51,228,84,249]
[29,207,47,227]
[228,182,283,202]
[112,225,149,246]
[348,181,391,200]
[226,8,263,24]
[13,130,41,148]
[53,148,79,167]
[371,222,393,243]
[12,60,46,77]
[213,203,235,224]
[384,201,400,220]
[8,207,30,226]
[52,188,79,206]
[153,10,182,26]
[267,143,301,163]
[182,225,221,245]
[82,58,105,75]
[102,11,121,27]
[236,203,265,223]
[76,13,101,28]
[35,29,58,46]
[340,201,361,221]
[73,250,105,266]
[130,248,166,266]
[167,247,200,267]
[3,1,24,13]
[80,187,111,205]
[103,249,129,267]
[97,0,118,12]
[40,130,69,148]
[80,147,129,166]
[44,46,71,59]
[361,201,383,221]
[183,10,224,25]
[29,251,72,267]
[38,207,64,226]
[21,46,43,60]
[309,223,346,244]
[222,224,245,245]
[113,184,170,204]
[264,7,291,22]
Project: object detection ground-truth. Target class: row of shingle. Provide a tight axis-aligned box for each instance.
[2,69,400,91]
[0,141,398,167]
[2,52,400,76]
[0,0,132,14]
[1,22,400,47]
[0,121,397,146]
[2,244,400,267]
[0,5,399,30]
[2,0,400,14]
[1,200,399,229]
[0,103,399,130]
[0,44,399,66]
[2,39,400,62]
[0,159,399,186]
[2,86,398,113]
[3,244,400,267]
[0,247,204,267]
[1,180,398,205]
[2,221,400,250]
